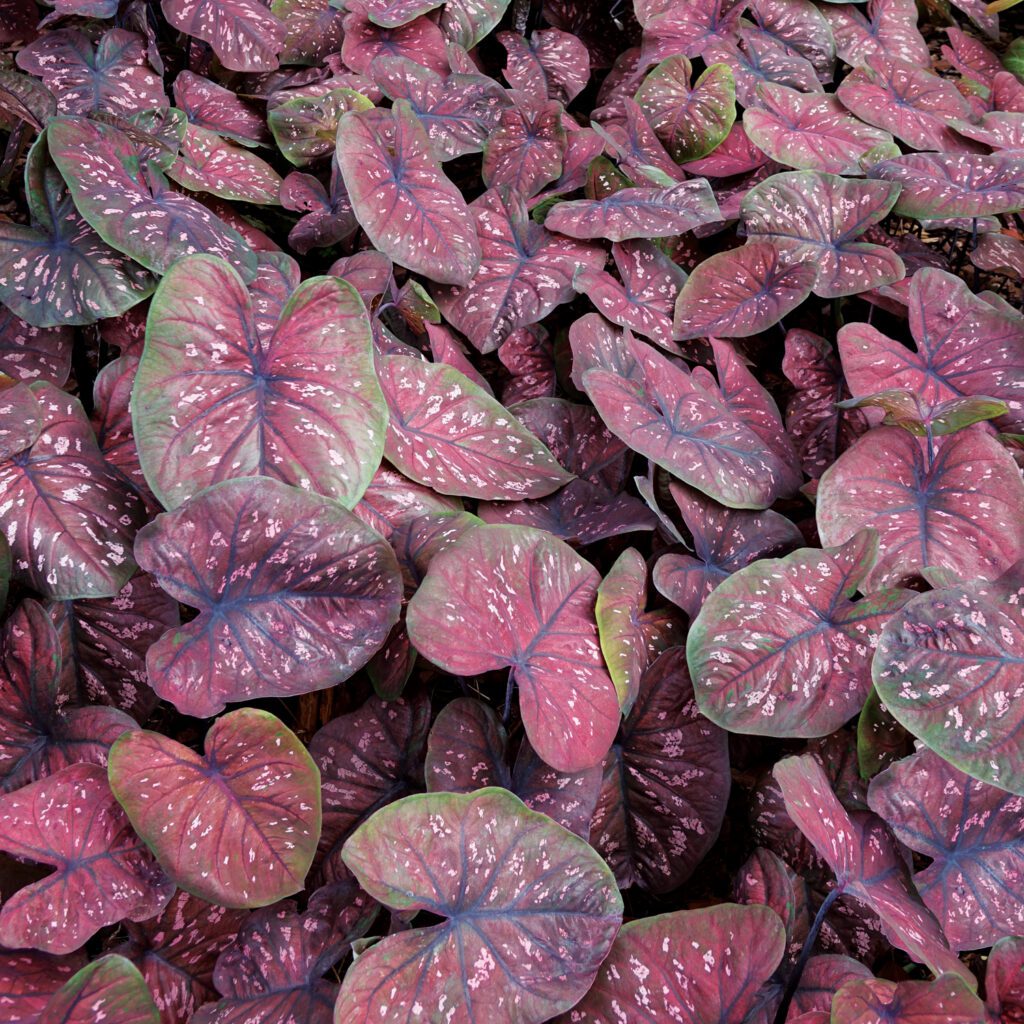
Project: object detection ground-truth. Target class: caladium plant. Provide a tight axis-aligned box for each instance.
[2,0,1024,1020]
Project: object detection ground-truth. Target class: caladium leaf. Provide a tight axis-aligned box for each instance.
[358,0,443,27]
[336,102,481,286]
[836,57,974,152]
[589,647,730,892]
[340,8,448,76]
[687,531,910,737]
[39,955,159,1024]
[640,0,747,63]
[741,171,905,298]
[673,241,817,340]
[108,709,320,909]
[0,762,172,954]
[167,125,282,204]
[269,0,345,65]
[172,71,270,147]
[868,748,1024,950]
[134,476,402,718]
[424,697,603,837]
[371,56,507,161]
[822,0,928,67]
[336,788,623,1024]
[499,325,557,403]
[592,97,682,184]
[0,381,146,600]
[653,481,803,618]
[354,463,462,542]
[704,29,823,109]
[0,598,137,791]
[482,97,566,200]
[773,754,973,984]
[872,570,1024,796]
[47,117,257,283]
[635,57,737,162]
[439,0,512,49]
[0,140,155,329]
[816,426,1024,590]
[830,976,986,1024]
[0,309,71,385]
[563,904,786,1023]
[953,113,1024,151]
[160,0,285,72]
[280,163,359,254]
[16,29,165,116]
[745,0,834,81]
[499,28,589,105]
[435,187,604,354]
[744,83,893,174]
[986,937,1024,1022]
[311,691,430,874]
[583,338,793,509]
[134,253,385,510]
[377,354,572,500]
[118,891,248,1024]
[407,524,620,773]
[0,949,84,1024]
[545,180,722,242]
[871,153,1024,219]
[269,86,374,167]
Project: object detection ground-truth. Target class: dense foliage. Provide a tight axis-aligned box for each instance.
[1,0,1023,1021]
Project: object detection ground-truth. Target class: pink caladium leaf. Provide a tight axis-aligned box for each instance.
[641,0,747,63]
[741,171,905,298]
[830,976,986,1024]
[16,29,165,116]
[135,476,402,717]
[573,239,687,351]
[871,152,1024,220]
[589,647,730,892]
[744,83,894,175]
[986,937,1024,1021]
[336,788,622,1024]
[592,97,682,184]
[0,762,172,954]
[746,0,835,81]
[835,57,974,152]
[270,0,345,65]
[160,0,285,72]
[683,121,770,175]
[687,530,911,737]
[117,891,248,1024]
[817,427,1024,590]
[971,232,1024,282]
[635,57,737,162]
[134,254,385,510]
[499,325,557,403]
[0,381,42,462]
[370,56,508,161]
[336,102,481,286]
[377,354,572,500]
[822,0,928,68]
[564,904,786,1023]
[545,180,722,241]
[873,568,1024,796]
[0,140,155,329]
[0,308,71,385]
[407,524,620,773]
[108,709,321,909]
[653,480,803,618]
[498,28,590,105]
[192,881,377,1024]
[166,125,282,205]
[0,381,146,600]
[269,87,373,167]
[733,845,809,949]
[953,113,1024,151]
[0,949,85,1024]
[341,8,448,76]
[0,598,137,791]
[435,187,604,354]
[868,748,1024,950]
[47,117,258,282]
[424,697,602,837]
[583,338,793,509]
[438,0,511,49]
[38,955,159,1024]
[280,164,359,254]
[482,97,566,200]
[357,0,443,27]
[354,463,461,542]
[775,754,975,984]
[311,691,430,875]
[673,241,817,340]
[838,268,1024,432]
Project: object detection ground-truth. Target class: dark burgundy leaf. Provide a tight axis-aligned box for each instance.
[986,937,1024,1022]
[0,309,71,386]
[830,976,986,1024]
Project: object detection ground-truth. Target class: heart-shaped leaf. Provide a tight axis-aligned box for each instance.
[688,531,910,737]
[0,307,71,384]
[336,788,623,1024]
[160,0,285,72]
[167,125,282,204]
[589,647,730,892]
[673,241,817,339]
[109,708,321,909]
[822,0,928,67]
[341,8,448,76]
[482,98,566,199]
[831,976,985,1024]
[562,904,786,1023]
[435,187,604,353]
[498,28,589,104]
[0,762,172,954]
[0,949,84,1024]
[377,354,572,500]
[872,568,1024,796]
[336,101,480,285]
[172,71,270,147]
[407,524,620,773]
[39,955,159,1024]
[134,254,385,511]
[439,0,512,48]
[134,476,402,718]
[817,427,1024,589]
[359,0,443,28]
[269,86,374,167]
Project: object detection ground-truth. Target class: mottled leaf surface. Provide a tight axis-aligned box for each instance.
[160,0,285,72]
[39,955,158,1024]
